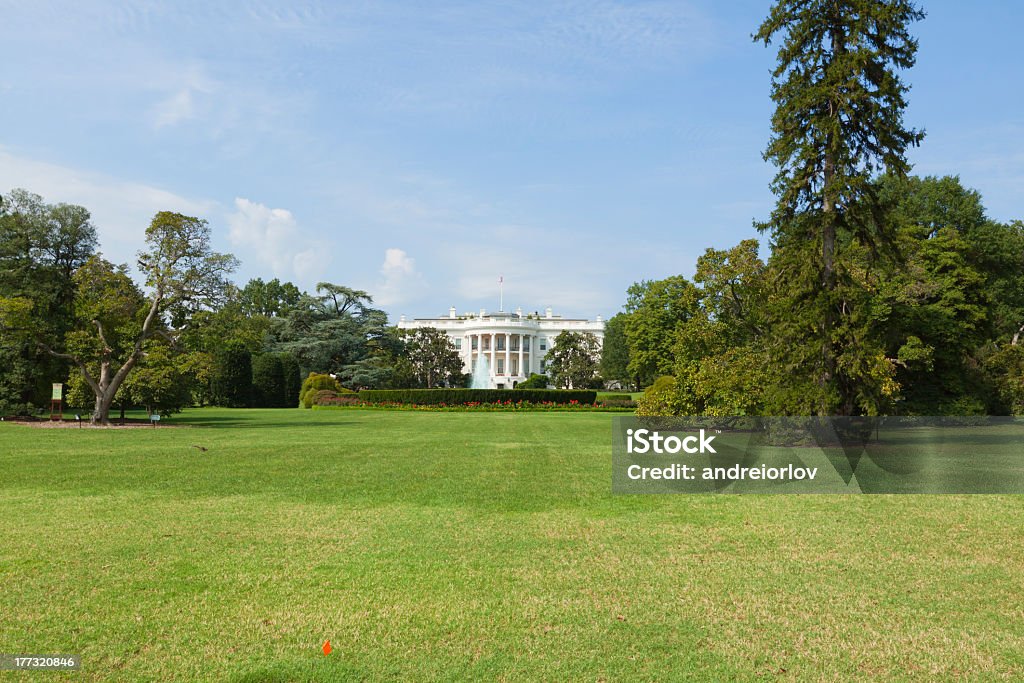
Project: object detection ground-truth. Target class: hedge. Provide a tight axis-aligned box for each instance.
[600,399,637,409]
[357,388,597,405]
[316,394,362,407]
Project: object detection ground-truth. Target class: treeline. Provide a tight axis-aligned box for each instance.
[0,190,469,422]
[600,175,1024,416]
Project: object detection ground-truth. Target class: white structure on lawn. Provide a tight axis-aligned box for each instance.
[397,306,605,389]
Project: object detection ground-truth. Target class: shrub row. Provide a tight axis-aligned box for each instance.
[316,394,362,406]
[599,399,637,408]
[357,388,597,405]
[313,400,632,412]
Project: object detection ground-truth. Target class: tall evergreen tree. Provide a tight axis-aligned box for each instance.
[755,0,925,414]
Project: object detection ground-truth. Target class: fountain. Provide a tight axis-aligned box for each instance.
[470,354,491,389]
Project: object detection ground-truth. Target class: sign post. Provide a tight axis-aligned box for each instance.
[50,383,63,422]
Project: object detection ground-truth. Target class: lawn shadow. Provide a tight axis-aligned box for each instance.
[231,659,366,682]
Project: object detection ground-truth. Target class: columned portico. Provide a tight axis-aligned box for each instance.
[397,307,605,389]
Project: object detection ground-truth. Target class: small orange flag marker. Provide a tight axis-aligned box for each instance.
[322,640,332,656]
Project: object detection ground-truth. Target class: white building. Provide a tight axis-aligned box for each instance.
[397,306,605,389]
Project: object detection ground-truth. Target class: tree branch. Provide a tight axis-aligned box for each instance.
[38,342,101,397]
[1012,322,1024,347]
[92,318,112,352]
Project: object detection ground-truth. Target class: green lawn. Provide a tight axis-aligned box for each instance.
[1,408,1022,681]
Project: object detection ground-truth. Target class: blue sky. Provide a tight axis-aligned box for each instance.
[1,1,1021,320]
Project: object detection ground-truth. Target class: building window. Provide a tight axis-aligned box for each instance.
[540,360,546,372]
[524,337,531,351]
[471,337,478,350]
[511,336,519,351]
[497,336,506,351]
[454,338,462,350]
[511,358,519,376]
[539,340,547,351]
[482,336,490,351]
[497,358,505,375]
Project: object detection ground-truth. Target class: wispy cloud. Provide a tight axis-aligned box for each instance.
[151,64,217,128]
[226,197,324,285]
[0,148,215,268]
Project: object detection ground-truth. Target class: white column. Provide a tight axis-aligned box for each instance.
[505,333,511,379]
[490,333,496,382]
[517,334,524,379]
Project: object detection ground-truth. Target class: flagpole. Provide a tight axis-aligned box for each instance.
[499,275,503,312]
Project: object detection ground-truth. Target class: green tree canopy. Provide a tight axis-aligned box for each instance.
[623,276,699,388]
[400,327,465,388]
[43,212,236,423]
[546,331,601,390]
[755,0,926,414]
[598,313,631,388]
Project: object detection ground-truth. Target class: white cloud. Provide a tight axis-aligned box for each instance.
[226,197,321,283]
[154,88,195,128]
[150,63,217,129]
[0,148,215,268]
[375,247,422,306]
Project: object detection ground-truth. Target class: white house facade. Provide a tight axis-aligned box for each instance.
[396,306,605,389]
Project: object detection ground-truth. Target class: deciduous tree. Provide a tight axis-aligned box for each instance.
[623,276,699,388]
[42,212,236,423]
[546,331,601,389]
[401,327,465,388]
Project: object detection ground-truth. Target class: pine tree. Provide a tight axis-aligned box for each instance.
[755,0,925,414]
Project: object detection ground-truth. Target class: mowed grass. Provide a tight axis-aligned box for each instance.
[1,409,1023,681]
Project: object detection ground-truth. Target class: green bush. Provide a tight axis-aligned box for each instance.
[634,376,685,417]
[517,373,549,389]
[211,342,252,408]
[358,388,596,405]
[315,394,361,407]
[280,354,302,408]
[299,373,349,409]
[600,399,637,409]
[252,354,286,408]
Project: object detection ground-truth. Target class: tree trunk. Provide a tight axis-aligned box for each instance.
[88,352,141,424]
[820,20,844,415]
[91,391,116,425]
[821,146,837,414]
